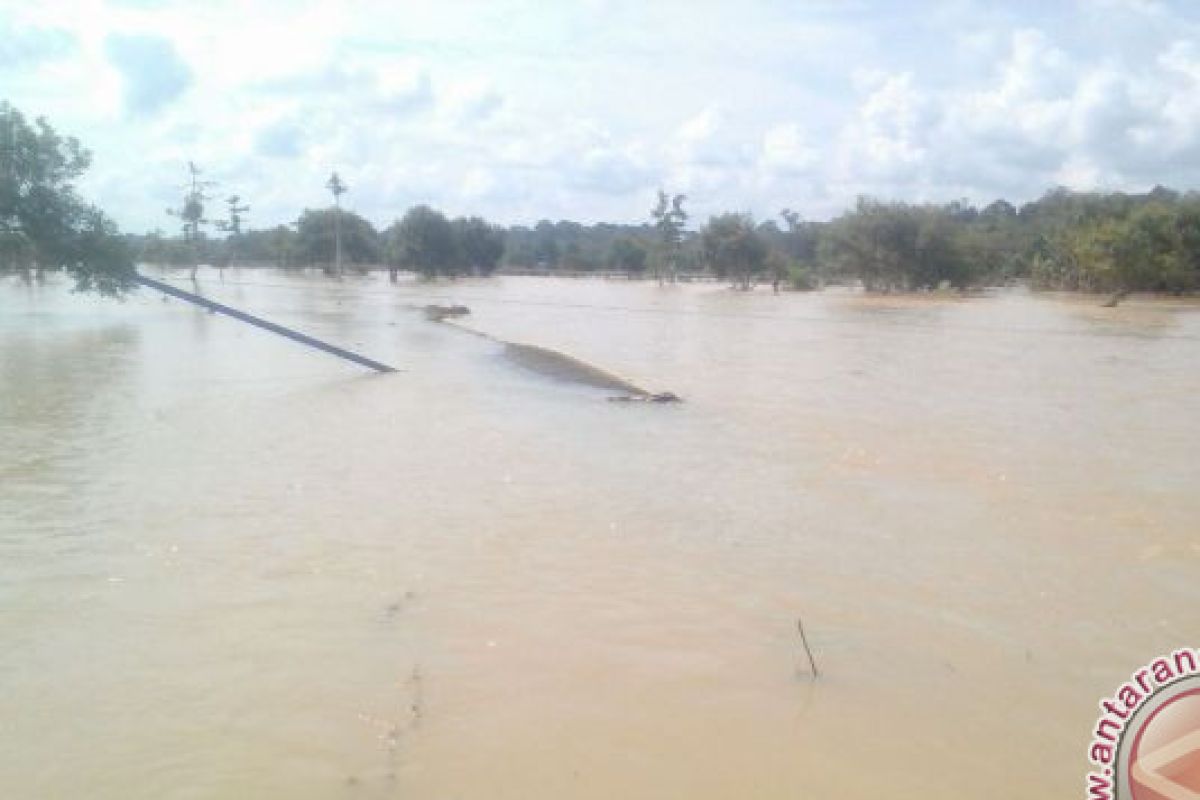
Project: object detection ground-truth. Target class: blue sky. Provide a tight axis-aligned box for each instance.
[4,0,1200,233]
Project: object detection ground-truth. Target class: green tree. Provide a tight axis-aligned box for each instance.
[295,207,380,269]
[532,220,560,269]
[0,101,134,296]
[961,200,1027,285]
[650,190,687,284]
[912,208,972,289]
[214,195,249,277]
[607,237,648,274]
[451,216,504,276]
[821,199,974,291]
[1165,202,1200,293]
[701,213,767,290]
[765,249,788,292]
[139,229,168,265]
[269,225,296,269]
[386,205,457,278]
[823,198,914,291]
[779,209,820,278]
[534,236,560,269]
[1114,205,1181,291]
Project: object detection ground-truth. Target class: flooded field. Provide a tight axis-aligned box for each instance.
[2,269,1198,798]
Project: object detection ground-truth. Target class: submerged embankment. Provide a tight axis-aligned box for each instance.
[428,307,674,399]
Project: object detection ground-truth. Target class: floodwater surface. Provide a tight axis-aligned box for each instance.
[2,269,1198,799]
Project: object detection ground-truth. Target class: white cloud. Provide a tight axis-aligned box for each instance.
[1091,0,1167,15]
[6,0,1200,230]
[568,145,652,195]
[759,124,818,176]
[104,33,193,116]
[254,118,306,159]
[675,107,747,168]
[446,84,505,125]
[0,18,74,66]
[373,66,435,115]
[838,72,932,183]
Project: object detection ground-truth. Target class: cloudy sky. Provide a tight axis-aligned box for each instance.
[4,0,1200,232]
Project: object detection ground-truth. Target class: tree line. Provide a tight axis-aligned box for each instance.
[484,187,1200,295]
[138,204,505,280]
[4,100,1200,297]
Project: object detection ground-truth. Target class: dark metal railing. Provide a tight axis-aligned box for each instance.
[135,274,397,374]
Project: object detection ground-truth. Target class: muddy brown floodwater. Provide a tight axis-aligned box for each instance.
[2,269,1198,799]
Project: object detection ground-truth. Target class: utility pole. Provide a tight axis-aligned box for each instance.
[222,195,249,237]
[327,171,347,277]
[168,161,216,281]
[217,195,249,280]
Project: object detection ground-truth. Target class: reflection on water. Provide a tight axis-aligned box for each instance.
[2,270,1198,799]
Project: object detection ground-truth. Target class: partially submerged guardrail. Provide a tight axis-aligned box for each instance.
[136,274,397,373]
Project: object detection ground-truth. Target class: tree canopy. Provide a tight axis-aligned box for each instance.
[294,207,380,268]
[650,190,687,283]
[607,237,648,273]
[1024,192,1200,293]
[451,216,505,276]
[386,205,457,278]
[701,214,767,289]
[0,101,134,296]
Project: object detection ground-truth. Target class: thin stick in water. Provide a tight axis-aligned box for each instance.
[797,615,819,679]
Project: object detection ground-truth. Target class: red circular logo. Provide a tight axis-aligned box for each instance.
[1129,687,1200,799]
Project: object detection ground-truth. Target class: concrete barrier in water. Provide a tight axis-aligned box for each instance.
[501,341,650,395]
[434,314,680,402]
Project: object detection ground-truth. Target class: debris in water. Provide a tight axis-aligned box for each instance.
[608,391,682,403]
[423,308,681,401]
[408,666,424,726]
[797,614,820,679]
[423,304,470,321]
[501,341,644,393]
